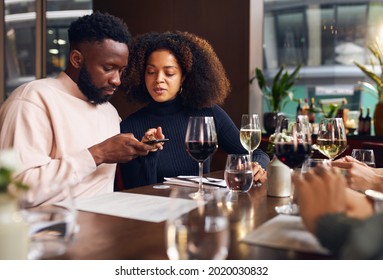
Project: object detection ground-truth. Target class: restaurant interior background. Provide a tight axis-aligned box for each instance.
[0,0,382,168]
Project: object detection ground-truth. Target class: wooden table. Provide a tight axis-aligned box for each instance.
[54,172,333,260]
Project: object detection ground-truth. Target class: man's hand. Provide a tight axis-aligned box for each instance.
[89,133,154,165]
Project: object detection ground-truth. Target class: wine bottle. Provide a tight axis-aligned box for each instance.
[358,107,365,135]
[308,97,316,124]
[302,98,309,115]
[364,107,371,135]
[296,98,303,117]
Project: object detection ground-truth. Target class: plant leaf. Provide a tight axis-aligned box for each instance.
[255,68,266,89]
[354,61,383,87]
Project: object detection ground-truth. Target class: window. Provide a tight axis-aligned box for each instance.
[262,0,383,122]
[264,1,382,68]
[2,0,92,99]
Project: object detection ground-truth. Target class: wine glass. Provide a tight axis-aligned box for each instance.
[185,116,218,199]
[224,154,253,192]
[165,187,230,260]
[274,115,312,215]
[351,149,376,167]
[240,114,261,162]
[316,118,348,161]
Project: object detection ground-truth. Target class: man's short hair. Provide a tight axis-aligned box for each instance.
[68,11,131,48]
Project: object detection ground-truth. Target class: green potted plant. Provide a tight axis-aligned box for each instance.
[354,37,383,136]
[250,64,301,134]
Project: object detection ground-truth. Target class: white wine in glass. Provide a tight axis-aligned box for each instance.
[240,114,261,161]
[316,118,348,160]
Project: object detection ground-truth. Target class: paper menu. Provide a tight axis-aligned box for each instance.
[55,192,199,223]
[241,214,330,255]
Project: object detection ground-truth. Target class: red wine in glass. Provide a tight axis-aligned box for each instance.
[273,115,312,215]
[275,143,312,169]
[186,141,218,161]
[185,116,218,200]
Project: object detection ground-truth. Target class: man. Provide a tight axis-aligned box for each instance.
[0,12,160,206]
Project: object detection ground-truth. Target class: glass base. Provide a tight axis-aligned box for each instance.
[275,203,300,215]
[188,190,213,201]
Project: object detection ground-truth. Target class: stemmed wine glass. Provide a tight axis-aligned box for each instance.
[274,115,312,215]
[185,116,218,199]
[240,114,261,162]
[316,118,348,161]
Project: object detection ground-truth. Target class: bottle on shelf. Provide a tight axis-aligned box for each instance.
[358,107,365,135]
[296,98,303,117]
[335,98,348,123]
[302,98,309,116]
[364,106,371,136]
[308,97,316,124]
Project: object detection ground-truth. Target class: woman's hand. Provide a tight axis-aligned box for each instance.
[252,162,267,184]
[142,126,166,151]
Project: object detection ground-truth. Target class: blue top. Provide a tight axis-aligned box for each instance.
[119,96,270,189]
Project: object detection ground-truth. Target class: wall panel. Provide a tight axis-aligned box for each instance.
[93,0,251,170]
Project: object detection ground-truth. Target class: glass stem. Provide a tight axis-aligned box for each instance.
[198,161,204,193]
[249,150,254,186]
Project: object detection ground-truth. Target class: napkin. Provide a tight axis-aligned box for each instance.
[163,175,227,188]
[241,214,330,255]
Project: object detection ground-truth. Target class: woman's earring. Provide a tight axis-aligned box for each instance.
[179,87,183,94]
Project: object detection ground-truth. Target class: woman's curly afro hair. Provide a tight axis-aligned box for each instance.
[122,31,231,109]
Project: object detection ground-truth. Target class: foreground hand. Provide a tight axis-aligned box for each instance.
[344,188,374,219]
[332,156,380,192]
[252,162,267,184]
[89,133,154,165]
[292,166,347,233]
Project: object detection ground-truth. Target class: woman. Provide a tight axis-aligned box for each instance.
[119,31,269,189]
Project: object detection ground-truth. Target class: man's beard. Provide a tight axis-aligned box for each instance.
[77,65,112,105]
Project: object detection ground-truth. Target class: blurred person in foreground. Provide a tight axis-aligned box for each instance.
[118,31,269,189]
[292,166,383,259]
[0,12,162,207]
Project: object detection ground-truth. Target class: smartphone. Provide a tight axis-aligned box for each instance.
[143,138,169,145]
